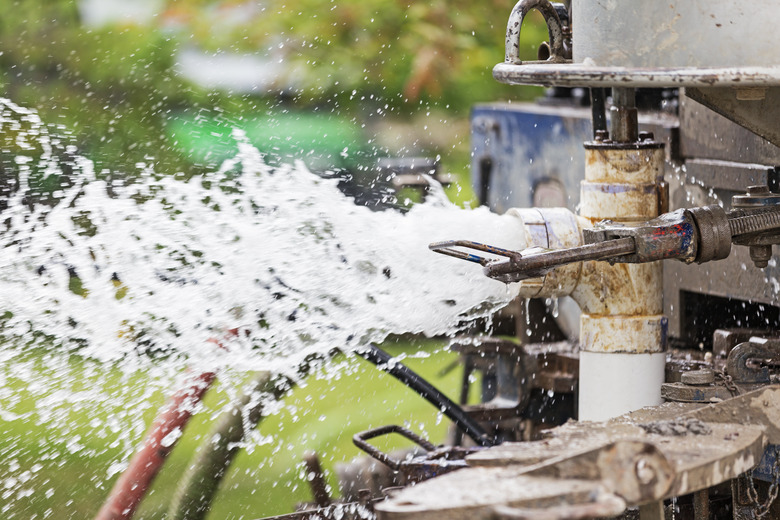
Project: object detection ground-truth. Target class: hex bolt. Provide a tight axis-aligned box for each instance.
[595,129,609,142]
[750,244,773,268]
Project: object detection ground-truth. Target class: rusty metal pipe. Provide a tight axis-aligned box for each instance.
[693,489,710,520]
[576,138,666,421]
[93,369,217,520]
[95,331,238,520]
[304,452,333,508]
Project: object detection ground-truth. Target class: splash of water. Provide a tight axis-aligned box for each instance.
[0,97,525,470]
[1,99,524,375]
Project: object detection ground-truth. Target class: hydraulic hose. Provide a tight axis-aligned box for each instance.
[357,344,496,447]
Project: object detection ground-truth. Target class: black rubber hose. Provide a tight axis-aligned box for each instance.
[356,344,496,447]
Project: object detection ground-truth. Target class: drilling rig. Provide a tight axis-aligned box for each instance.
[268,2,780,519]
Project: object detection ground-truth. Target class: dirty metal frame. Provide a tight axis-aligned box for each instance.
[375,387,780,519]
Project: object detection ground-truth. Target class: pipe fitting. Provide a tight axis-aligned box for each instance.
[504,207,582,298]
[497,138,669,420]
[688,205,732,263]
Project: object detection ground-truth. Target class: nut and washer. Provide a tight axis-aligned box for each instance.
[681,369,715,386]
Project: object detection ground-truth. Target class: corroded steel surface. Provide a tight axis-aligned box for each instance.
[571,261,663,316]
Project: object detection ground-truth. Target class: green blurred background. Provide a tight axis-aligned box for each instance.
[0,0,544,194]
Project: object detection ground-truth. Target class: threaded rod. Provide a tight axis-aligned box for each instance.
[729,208,780,237]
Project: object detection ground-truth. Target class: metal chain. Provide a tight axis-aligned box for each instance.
[714,369,739,396]
[746,448,780,518]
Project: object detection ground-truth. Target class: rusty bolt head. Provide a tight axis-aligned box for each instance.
[638,131,655,141]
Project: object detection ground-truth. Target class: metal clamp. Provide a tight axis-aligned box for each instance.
[504,0,567,65]
[429,204,780,284]
[353,425,436,471]
[727,337,780,384]
[584,209,698,264]
[731,186,780,267]
[583,206,731,264]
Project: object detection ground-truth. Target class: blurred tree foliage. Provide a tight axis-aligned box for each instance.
[0,0,545,176]
[0,1,205,176]
[169,0,546,107]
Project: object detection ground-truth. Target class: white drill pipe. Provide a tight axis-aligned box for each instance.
[506,141,666,421]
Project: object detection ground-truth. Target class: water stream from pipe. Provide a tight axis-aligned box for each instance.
[0,98,525,511]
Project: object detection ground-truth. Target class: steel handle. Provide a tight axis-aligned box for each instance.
[353,425,436,471]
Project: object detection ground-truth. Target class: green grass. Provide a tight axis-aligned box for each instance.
[0,338,468,519]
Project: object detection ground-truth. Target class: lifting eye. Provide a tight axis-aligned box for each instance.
[505,0,568,65]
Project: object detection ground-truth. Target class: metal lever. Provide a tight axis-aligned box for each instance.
[430,237,635,283]
[353,425,436,470]
[484,238,635,283]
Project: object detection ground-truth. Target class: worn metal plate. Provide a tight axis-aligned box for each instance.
[377,421,764,520]
[679,96,780,164]
[375,469,612,520]
[687,87,780,148]
[683,159,778,193]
